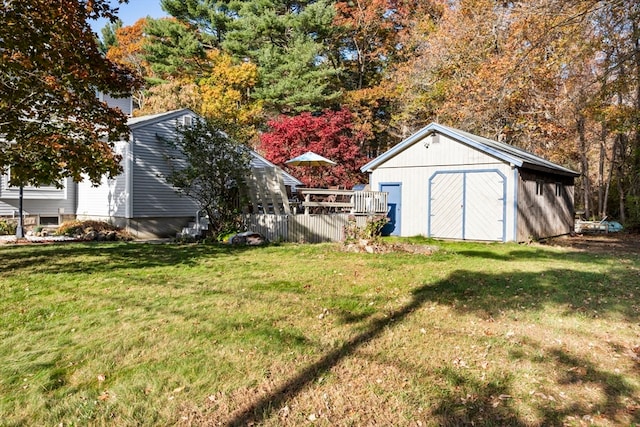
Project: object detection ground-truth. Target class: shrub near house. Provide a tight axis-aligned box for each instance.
[57,220,132,241]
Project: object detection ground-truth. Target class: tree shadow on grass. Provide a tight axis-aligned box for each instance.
[454,247,613,265]
[223,265,640,426]
[414,268,640,323]
[542,348,637,424]
[431,367,526,426]
[0,242,257,275]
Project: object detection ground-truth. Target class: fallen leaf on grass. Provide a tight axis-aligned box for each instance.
[279,405,290,418]
[453,357,467,368]
[490,394,512,407]
[567,366,587,376]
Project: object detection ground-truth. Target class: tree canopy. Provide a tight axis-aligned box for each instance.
[260,109,368,188]
[0,0,139,187]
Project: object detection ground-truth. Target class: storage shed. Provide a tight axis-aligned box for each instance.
[361,123,580,242]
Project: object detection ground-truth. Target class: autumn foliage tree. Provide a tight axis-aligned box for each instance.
[260,109,368,188]
[0,0,139,187]
[105,17,263,141]
[106,18,153,78]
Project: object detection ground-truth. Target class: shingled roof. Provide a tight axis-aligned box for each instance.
[361,123,580,177]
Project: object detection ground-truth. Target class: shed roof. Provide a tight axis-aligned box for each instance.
[361,123,580,177]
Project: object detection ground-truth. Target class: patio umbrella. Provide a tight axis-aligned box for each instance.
[285,151,337,167]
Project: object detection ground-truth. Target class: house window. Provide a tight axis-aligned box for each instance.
[555,182,562,197]
[2,170,61,193]
[39,216,59,226]
[181,115,192,127]
[535,180,544,196]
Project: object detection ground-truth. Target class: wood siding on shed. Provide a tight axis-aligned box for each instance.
[378,134,504,169]
[516,170,575,240]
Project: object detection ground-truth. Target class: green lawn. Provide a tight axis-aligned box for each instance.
[1,239,639,426]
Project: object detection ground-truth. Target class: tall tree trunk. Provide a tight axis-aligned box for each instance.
[616,132,627,223]
[631,17,640,200]
[598,122,607,217]
[577,114,591,218]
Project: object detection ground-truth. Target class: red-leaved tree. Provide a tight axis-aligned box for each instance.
[260,109,369,188]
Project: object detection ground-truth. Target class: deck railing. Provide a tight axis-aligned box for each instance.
[296,188,387,215]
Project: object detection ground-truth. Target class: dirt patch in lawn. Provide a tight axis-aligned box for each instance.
[541,232,640,255]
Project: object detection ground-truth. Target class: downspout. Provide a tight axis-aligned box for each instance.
[126,133,134,220]
[72,176,77,221]
[15,185,24,238]
[513,166,519,242]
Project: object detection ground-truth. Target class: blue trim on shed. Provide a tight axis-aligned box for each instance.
[362,123,523,172]
[428,169,507,241]
[379,182,402,236]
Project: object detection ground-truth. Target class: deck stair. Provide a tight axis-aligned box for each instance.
[178,210,209,239]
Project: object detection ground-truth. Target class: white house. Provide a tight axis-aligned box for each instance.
[0,108,301,238]
[361,123,580,242]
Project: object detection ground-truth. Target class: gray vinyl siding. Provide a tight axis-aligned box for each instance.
[0,177,76,220]
[130,114,199,218]
[102,93,133,116]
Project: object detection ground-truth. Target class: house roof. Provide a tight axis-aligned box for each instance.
[249,149,303,187]
[127,108,194,129]
[127,109,303,187]
[361,123,580,177]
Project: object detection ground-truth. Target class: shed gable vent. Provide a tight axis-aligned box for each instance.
[181,115,193,127]
[424,133,440,149]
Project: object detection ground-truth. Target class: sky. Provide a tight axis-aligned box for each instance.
[90,0,168,34]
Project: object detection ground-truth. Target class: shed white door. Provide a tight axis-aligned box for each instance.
[429,173,464,239]
[429,171,505,241]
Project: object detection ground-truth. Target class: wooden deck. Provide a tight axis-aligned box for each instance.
[295,188,387,215]
[243,177,389,242]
